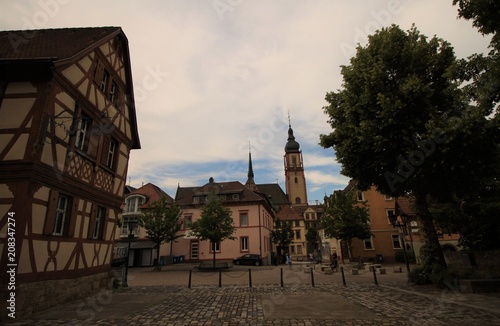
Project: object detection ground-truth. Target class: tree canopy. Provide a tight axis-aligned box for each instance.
[271,218,294,259]
[320,24,498,268]
[305,227,321,255]
[322,190,371,259]
[137,196,182,270]
[189,192,236,267]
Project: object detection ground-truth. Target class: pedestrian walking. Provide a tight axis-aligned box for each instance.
[330,251,338,272]
[286,253,292,270]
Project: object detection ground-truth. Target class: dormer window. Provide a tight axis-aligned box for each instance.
[124,195,145,213]
[232,194,240,200]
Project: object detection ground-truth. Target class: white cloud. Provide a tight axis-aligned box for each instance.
[0,0,490,202]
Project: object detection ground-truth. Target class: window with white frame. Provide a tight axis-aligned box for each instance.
[93,206,106,239]
[357,191,364,201]
[106,139,117,168]
[392,234,402,249]
[53,195,70,236]
[240,237,249,251]
[363,237,374,250]
[210,241,220,253]
[184,215,192,229]
[297,245,303,254]
[108,80,117,102]
[124,196,144,213]
[239,212,248,226]
[100,69,109,92]
[75,115,91,151]
[386,209,396,224]
[232,194,240,200]
[121,216,138,236]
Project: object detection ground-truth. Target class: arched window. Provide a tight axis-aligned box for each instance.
[294,177,298,183]
[295,197,301,204]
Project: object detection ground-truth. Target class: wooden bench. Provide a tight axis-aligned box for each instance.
[351,268,359,275]
[377,268,386,274]
[393,266,402,273]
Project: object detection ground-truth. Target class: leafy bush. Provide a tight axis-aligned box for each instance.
[408,266,431,285]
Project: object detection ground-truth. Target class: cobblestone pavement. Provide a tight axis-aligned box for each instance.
[8,265,500,325]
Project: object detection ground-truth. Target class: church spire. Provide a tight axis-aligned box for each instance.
[245,143,259,192]
[285,114,300,152]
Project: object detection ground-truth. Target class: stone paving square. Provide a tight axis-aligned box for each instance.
[6,264,500,325]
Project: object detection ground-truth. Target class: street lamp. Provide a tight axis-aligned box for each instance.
[388,210,411,273]
[123,220,137,287]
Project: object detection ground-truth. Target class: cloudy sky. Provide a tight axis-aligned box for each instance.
[0,0,491,203]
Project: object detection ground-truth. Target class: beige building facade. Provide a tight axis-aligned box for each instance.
[0,27,140,317]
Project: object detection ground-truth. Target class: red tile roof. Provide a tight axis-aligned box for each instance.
[0,27,122,60]
[127,183,173,208]
[396,197,415,216]
[277,205,302,221]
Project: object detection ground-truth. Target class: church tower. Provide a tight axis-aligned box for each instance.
[284,118,308,205]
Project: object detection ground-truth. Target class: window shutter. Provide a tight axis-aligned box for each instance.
[94,60,104,86]
[100,136,110,165]
[100,207,108,241]
[43,189,59,235]
[87,203,96,239]
[87,129,100,158]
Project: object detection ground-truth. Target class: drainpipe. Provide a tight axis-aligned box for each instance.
[258,205,262,257]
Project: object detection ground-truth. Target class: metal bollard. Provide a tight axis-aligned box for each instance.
[372,267,378,286]
[280,268,284,287]
[188,270,192,288]
[340,266,346,286]
[219,269,222,287]
[249,269,252,288]
[310,267,315,287]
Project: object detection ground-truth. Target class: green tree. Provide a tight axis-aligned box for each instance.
[305,227,321,255]
[431,177,500,251]
[322,190,371,259]
[320,24,496,270]
[271,218,294,262]
[137,196,182,270]
[189,192,236,268]
[453,0,500,49]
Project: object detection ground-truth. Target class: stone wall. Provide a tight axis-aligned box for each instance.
[15,271,112,317]
[444,251,500,278]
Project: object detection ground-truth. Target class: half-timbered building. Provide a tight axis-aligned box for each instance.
[0,27,140,317]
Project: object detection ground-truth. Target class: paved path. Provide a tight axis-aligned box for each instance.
[7,264,500,325]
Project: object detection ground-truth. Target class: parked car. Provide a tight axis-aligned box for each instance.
[233,254,263,266]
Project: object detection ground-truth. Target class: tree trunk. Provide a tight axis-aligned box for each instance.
[414,193,447,268]
[155,242,162,271]
[347,240,353,260]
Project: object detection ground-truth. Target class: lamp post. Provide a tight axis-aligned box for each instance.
[123,220,137,287]
[388,210,411,273]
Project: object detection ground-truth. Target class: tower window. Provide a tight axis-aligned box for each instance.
[295,197,301,204]
[294,177,298,183]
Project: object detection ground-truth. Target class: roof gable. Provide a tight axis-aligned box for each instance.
[0,27,121,61]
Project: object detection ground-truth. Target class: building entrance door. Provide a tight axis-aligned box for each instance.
[190,241,199,260]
